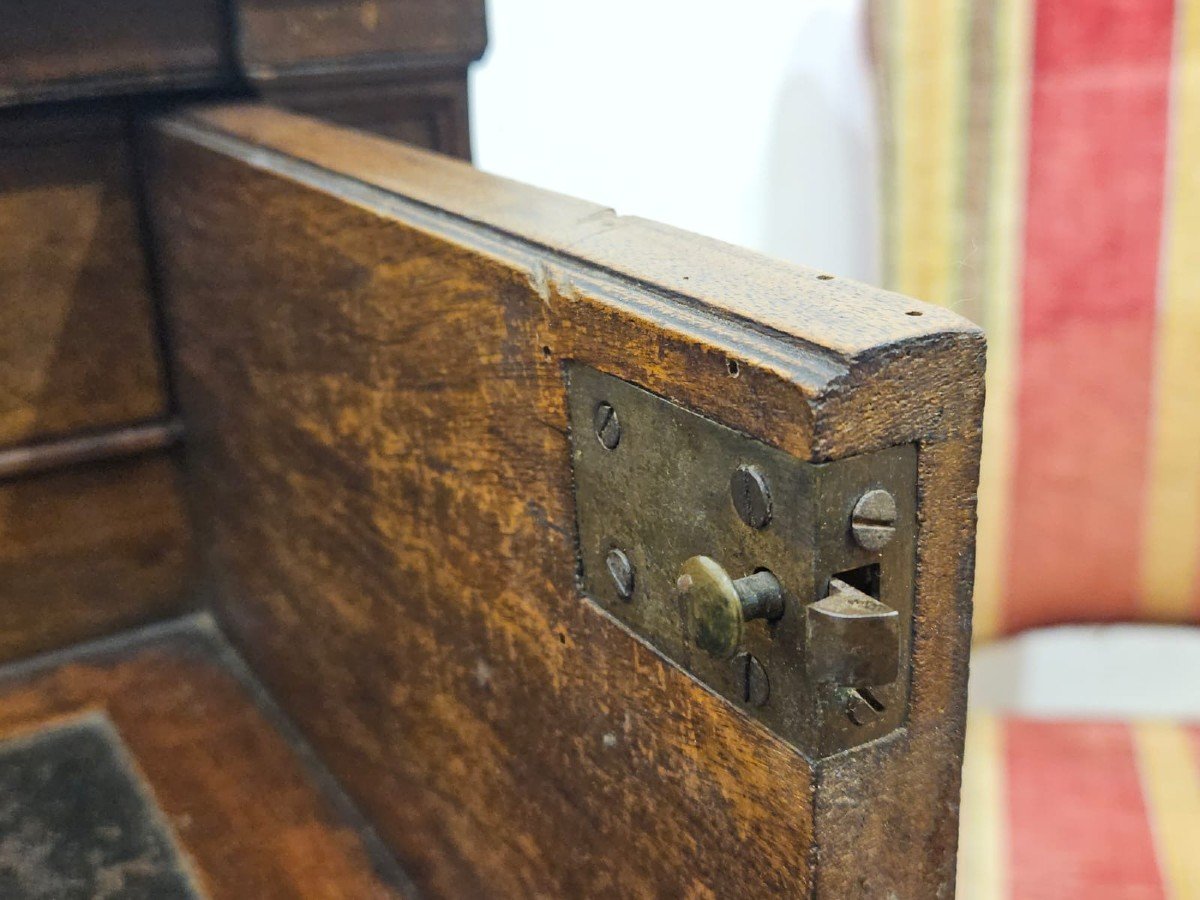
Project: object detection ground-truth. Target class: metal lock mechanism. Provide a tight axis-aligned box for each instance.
[567,364,916,758]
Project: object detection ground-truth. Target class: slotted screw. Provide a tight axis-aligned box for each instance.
[730,464,772,529]
[851,489,897,551]
[733,652,770,707]
[844,687,885,726]
[593,401,621,450]
[606,548,634,601]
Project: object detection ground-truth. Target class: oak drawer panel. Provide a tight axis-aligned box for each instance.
[0,115,168,448]
[0,0,230,106]
[236,0,486,80]
[0,450,191,663]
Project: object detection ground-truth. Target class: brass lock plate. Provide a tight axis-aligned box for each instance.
[566,364,916,758]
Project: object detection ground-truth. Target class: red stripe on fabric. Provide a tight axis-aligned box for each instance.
[1006,719,1165,899]
[1004,1,1174,632]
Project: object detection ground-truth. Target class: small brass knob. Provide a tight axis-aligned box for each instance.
[678,556,784,659]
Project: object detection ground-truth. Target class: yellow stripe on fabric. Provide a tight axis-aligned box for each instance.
[891,0,970,307]
[957,715,1007,900]
[1142,0,1200,622]
[1133,722,1200,899]
[970,0,1033,641]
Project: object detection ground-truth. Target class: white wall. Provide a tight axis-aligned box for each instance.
[470,0,879,282]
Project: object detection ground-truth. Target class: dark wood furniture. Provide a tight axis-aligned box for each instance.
[2,0,483,153]
[0,0,484,666]
[0,9,985,897]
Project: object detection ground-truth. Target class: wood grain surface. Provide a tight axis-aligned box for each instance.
[0,0,487,123]
[261,73,473,159]
[0,0,230,106]
[0,451,192,664]
[0,113,167,449]
[0,616,408,898]
[235,0,486,82]
[148,104,985,897]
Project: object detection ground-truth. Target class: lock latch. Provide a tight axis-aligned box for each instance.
[806,579,899,688]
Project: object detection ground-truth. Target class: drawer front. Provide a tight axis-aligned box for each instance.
[0,115,168,448]
[235,0,486,80]
[0,0,485,112]
[0,0,230,106]
[0,451,191,663]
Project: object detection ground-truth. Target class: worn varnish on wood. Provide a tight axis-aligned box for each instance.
[147,104,984,897]
[0,616,408,898]
[0,452,191,664]
[2,1,484,161]
[0,0,485,111]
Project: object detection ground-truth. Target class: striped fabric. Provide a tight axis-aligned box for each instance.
[958,715,1200,898]
[871,0,1200,638]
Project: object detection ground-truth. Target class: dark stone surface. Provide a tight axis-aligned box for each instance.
[0,715,201,899]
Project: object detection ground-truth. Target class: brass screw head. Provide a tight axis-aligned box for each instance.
[851,489,897,551]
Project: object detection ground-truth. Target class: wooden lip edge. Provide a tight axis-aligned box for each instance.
[0,418,184,482]
[149,109,850,395]
[157,104,982,363]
